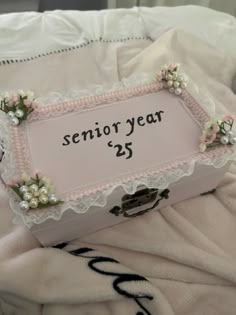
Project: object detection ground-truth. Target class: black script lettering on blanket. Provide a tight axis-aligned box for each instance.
[65,247,154,315]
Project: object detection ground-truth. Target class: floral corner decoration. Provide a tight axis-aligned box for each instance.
[8,173,62,211]
[199,115,236,152]
[0,90,36,126]
[157,63,188,95]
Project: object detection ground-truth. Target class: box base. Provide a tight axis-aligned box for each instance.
[30,163,229,246]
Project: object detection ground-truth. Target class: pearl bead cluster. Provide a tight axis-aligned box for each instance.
[157,63,187,95]
[7,109,24,126]
[9,174,60,211]
[19,184,58,211]
[0,90,35,126]
[199,116,235,152]
[220,130,236,145]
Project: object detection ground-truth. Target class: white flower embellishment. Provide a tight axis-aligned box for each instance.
[199,115,236,152]
[0,90,36,126]
[157,63,188,95]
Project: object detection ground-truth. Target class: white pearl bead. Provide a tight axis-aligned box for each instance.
[33,191,40,197]
[173,81,180,88]
[226,131,234,137]
[49,194,58,204]
[23,192,33,201]
[19,185,29,194]
[17,89,25,97]
[167,80,173,87]
[11,116,20,126]
[29,184,39,193]
[30,198,39,209]
[229,136,236,144]
[168,87,175,93]
[172,72,178,80]
[15,109,24,118]
[19,200,30,211]
[199,143,207,153]
[220,136,229,145]
[180,81,187,89]
[39,194,49,205]
[179,73,186,81]
[39,186,48,195]
[7,111,15,119]
[175,88,182,95]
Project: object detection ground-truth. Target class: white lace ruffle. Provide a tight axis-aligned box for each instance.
[35,72,230,119]
[9,147,236,228]
[0,114,19,183]
[35,73,152,106]
[1,73,236,227]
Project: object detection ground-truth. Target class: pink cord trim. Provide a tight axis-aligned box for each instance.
[62,146,231,201]
[29,82,163,121]
[9,82,223,201]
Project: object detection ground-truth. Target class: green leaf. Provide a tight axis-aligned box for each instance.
[4,104,15,113]
[10,185,22,199]
[28,107,34,114]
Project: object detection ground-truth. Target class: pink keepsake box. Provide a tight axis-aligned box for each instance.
[0,69,235,246]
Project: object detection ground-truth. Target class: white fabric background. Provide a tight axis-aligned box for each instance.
[1,6,235,92]
[112,1,236,16]
[0,5,236,60]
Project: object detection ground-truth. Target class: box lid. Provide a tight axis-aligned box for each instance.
[0,66,235,227]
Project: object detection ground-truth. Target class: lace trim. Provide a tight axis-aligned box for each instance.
[9,146,236,228]
[0,114,19,182]
[34,72,229,119]
[1,74,235,227]
[8,80,208,195]
[30,83,208,124]
[34,73,153,106]
[0,74,152,186]
[29,82,163,121]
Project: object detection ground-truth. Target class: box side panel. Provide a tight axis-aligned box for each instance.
[31,163,230,246]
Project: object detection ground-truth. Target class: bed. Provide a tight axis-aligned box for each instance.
[0,5,236,315]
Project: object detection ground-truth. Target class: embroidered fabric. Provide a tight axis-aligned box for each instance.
[1,73,236,227]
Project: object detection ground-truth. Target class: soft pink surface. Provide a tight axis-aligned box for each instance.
[30,164,228,246]
[0,24,236,315]
[26,89,201,196]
